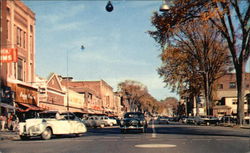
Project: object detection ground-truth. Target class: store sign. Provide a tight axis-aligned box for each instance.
[8,83,37,104]
[0,48,18,63]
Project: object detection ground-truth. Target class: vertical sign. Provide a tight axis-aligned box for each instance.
[0,48,18,63]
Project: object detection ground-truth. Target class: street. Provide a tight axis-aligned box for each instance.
[1,123,250,153]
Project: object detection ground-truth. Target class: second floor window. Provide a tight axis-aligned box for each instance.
[217,84,223,89]
[229,82,236,88]
[17,58,23,81]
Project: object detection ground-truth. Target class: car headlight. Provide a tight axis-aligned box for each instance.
[140,120,145,125]
[120,120,124,125]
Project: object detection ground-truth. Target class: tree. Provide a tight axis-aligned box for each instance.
[156,19,232,116]
[150,0,250,125]
[117,80,148,112]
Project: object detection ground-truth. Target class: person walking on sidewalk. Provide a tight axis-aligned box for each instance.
[0,114,7,131]
[8,113,19,131]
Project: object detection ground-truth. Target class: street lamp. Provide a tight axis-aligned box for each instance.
[159,0,170,12]
[199,71,209,116]
[105,1,114,12]
[66,45,85,111]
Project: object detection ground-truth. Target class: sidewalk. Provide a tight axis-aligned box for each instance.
[0,130,19,141]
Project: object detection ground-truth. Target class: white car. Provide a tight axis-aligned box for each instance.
[99,116,117,126]
[19,111,87,140]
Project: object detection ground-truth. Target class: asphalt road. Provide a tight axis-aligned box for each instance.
[0,123,250,153]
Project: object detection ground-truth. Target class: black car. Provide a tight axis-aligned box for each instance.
[120,112,147,133]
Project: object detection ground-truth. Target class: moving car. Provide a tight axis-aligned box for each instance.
[120,112,147,133]
[19,111,87,140]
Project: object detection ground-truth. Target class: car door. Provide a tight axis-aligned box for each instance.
[67,113,86,134]
[52,117,71,134]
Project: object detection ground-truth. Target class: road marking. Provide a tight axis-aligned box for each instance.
[100,139,118,142]
[152,120,157,138]
[103,136,120,139]
[192,139,212,141]
[124,137,138,139]
[135,144,177,148]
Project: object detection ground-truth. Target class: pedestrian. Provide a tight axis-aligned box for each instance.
[0,114,7,131]
[10,113,19,131]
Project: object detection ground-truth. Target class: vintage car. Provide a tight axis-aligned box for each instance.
[19,111,87,140]
[120,112,147,133]
[99,116,117,126]
[195,116,220,126]
[83,116,108,128]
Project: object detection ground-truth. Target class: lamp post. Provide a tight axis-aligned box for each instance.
[66,45,85,111]
[199,71,209,116]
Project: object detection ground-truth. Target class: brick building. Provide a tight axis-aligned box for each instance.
[62,79,122,116]
[0,0,40,118]
[213,73,250,117]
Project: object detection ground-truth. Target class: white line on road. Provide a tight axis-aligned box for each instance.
[152,119,157,138]
[135,144,177,148]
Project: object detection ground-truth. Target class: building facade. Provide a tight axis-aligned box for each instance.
[1,0,39,119]
[63,79,122,116]
[213,73,250,117]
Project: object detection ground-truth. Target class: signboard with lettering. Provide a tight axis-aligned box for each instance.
[8,83,38,105]
[0,48,18,63]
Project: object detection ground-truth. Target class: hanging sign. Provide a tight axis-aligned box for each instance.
[0,48,18,63]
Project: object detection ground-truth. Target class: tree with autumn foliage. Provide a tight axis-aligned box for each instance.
[117,80,169,114]
[150,0,249,125]
[117,80,148,112]
[156,19,232,116]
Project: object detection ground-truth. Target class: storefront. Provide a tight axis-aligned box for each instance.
[8,83,43,121]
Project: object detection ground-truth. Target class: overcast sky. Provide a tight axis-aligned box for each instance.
[23,0,249,101]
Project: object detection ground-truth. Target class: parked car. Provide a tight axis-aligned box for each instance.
[220,116,237,123]
[180,116,188,124]
[186,116,196,124]
[18,111,87,140]
[83,116,108,128]
[194,116,220,126]
[99,116,117,126]
[156,116,169,124]
[120,112,147,133]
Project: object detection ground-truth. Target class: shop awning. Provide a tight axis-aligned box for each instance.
[17,103,43,112]
[0,103,18,109]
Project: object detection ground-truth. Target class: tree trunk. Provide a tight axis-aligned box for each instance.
[235,62,245,125]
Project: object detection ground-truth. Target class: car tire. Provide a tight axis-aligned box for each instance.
[20,135,30,140]
[41,127,52,140]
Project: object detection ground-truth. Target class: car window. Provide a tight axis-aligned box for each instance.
[124,113,144,118]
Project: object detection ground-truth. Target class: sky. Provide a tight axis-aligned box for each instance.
[23,0,179,101]
[23,0,249,101]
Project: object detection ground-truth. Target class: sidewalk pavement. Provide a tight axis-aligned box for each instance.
[0,130,19,141]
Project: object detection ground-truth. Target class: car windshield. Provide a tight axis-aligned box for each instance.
[124,113,144,118]
[38,112,57,118]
